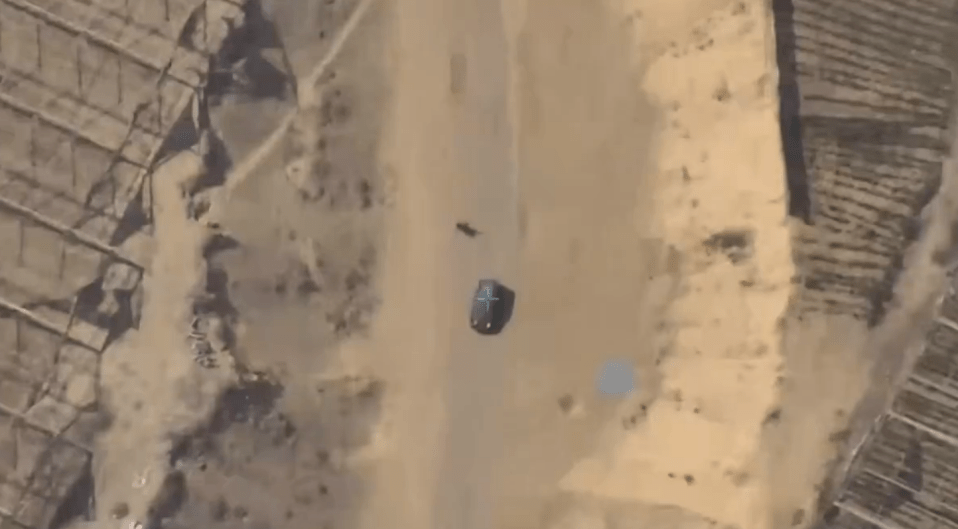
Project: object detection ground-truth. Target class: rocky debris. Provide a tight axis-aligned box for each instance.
[213,372,285,430]
[327,247,378,338]
[284,154,329,201]
[186,225,241,369]
[156,367,381,529]
[187,194,212,221]
[281,81,383,211]
[188,320,216,369]
[266,235,378,337]
[703,229,754,265]
[189,315,232,369]
[168,371,290,471]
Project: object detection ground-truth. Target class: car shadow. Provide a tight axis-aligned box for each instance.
[490,284,516,335]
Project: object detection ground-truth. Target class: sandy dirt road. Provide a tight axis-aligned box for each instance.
[364,0,664,527]
[364,0,520,525]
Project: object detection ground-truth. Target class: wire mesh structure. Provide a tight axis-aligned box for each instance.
[0,0,209,242]
[819,275,958,529]
[0,0,240,527]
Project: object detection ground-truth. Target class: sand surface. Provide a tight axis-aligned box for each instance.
[363,0,801,527]
[74,0,881,528]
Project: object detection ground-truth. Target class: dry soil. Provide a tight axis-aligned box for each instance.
[79,0,906,529]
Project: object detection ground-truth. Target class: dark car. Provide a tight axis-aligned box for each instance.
[470,279,514,335]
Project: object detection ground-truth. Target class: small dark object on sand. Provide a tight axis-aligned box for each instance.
[456,222,480,237]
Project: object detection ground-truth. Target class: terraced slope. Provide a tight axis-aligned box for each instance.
[820,277,958,529]
[776,0,957,325]
[0,1,239,527]
[773,0,958,525]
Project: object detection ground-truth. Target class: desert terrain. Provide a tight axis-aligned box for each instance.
[1,0,957,529]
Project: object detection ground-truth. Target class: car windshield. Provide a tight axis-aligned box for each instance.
[476,284,498,306]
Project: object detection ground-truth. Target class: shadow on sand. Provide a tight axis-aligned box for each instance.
[772,0,813,224]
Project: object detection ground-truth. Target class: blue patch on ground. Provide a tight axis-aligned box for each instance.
[597,359,635,396]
